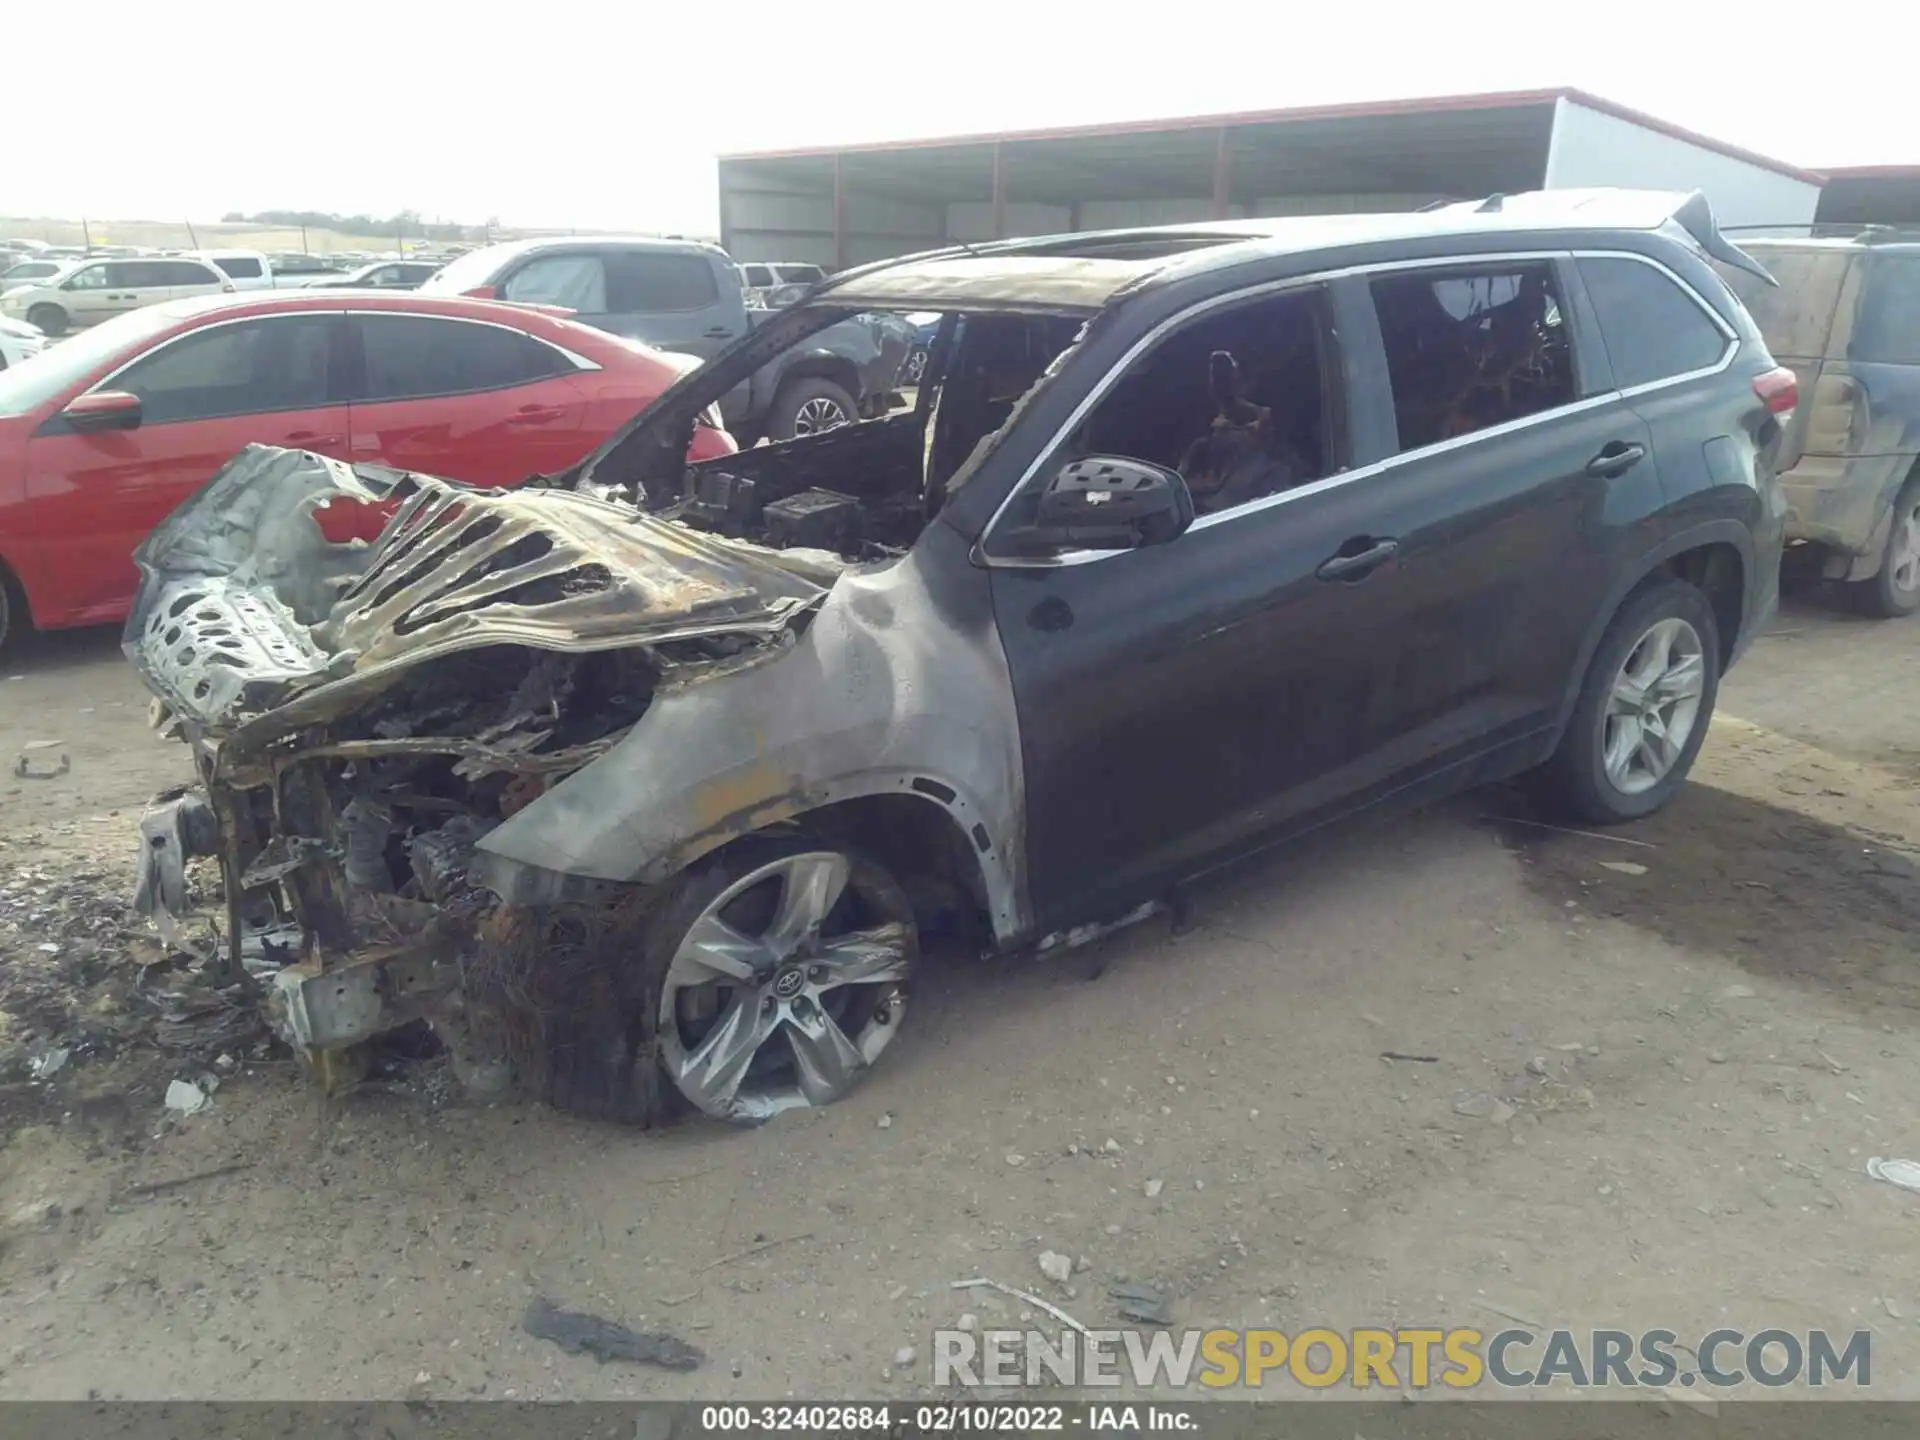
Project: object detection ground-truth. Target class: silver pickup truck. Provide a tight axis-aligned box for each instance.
[420,238,910,442]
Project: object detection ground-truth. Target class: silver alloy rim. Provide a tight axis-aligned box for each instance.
[1602,616,1706,795]
[793,396,850,436]
[658,851,912,1122]
[904,348,928,383]
[1889,499,1920,595]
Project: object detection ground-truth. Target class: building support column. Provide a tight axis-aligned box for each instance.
[991,142,1007,240]
[833,153,847,272]
[1212,127,1232,219]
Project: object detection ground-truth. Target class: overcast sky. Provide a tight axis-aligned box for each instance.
[11,0,1910,234]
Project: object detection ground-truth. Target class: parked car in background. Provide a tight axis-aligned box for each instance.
[0,316,48,371]
[741,261,828,308]
[901,312,939,384]
[0,256,231,336]
[271,253,349,279]
[0,291,736,650]
[0,259,66,294]
[192,249,276,291]
[122,190,1789,1123]
[300,259,442,290]
[1714,234,1920,616]
[420,237,904,441]
[0,239,50,256]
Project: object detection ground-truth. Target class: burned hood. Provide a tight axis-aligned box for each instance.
[124,445,824,732]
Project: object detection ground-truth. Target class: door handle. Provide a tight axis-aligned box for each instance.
[1586,441,1646,478]
[285,430,343,446]
[1316,536,1399,583]
[703,327,736,339]
[507,405,565,423]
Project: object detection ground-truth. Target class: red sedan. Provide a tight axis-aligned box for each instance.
[0,291,733,649]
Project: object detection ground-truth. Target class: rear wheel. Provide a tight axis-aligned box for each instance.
[767,377,856,442]
[25,304,67,338]
[1532,578,1720,824]
[1852,476,1920,618]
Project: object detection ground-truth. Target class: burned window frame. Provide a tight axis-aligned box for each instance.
[977,274,1353,562]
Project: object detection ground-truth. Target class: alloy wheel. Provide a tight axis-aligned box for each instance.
[1889,498,1920,596]
[1601,616,1705,796]
[658,850,912,1122]
[793,396,851,437]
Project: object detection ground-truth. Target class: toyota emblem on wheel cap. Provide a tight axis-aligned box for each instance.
[773,966,807,999]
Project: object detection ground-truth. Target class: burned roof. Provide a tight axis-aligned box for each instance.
[817,189,1755,312]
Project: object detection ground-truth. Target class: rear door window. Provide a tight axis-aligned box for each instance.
[354,314,573,401]
[604,252,720,312]
[500,253,606,310]
[1368,261,1576,451]
[108,316,335,423]
[1576,256,1732,390]
[1856,255,1920,365]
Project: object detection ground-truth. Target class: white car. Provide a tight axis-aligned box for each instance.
[1,258,66,295]
[190,249,276,291]
[0,256,231,336]
[0,315,48,370]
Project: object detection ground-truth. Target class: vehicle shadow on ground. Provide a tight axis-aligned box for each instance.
[1489,779,1920,1021]
[2,622,124,678]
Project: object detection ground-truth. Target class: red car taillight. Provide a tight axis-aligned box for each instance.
[1753,366,1797,415]
[463,284,498,299]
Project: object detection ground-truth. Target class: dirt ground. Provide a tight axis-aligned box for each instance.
[3,583,1919,1403]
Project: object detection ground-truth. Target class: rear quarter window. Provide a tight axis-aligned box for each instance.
[214,257,263,279]
[1855,254,1920,365]
[1577,257,1731,390]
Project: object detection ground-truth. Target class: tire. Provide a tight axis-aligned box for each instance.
[0,576,13,656]
[1531,577,1721,825]
[1851,475,1920,619]
[548,831,917,1127]
[903,346,929,385]
[25,304,67,338]
[766,376,857,442]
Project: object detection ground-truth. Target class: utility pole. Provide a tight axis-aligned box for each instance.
[184,217,201,248]
[82,217,92,252]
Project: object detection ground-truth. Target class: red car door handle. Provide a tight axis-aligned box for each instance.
[285,430,344,446]
[507,405,565,423]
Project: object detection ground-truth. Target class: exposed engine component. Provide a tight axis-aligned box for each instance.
[763,488,863,552]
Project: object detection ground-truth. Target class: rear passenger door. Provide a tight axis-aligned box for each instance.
[602,250,736,356]
[344,311,589,484]
[1348,256,1661,767]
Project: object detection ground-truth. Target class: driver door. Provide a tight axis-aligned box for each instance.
[984,282,1407,932]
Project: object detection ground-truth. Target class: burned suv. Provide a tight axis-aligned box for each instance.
[127,190,1790,1126]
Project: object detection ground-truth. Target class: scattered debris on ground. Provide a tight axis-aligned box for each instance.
[521,1297,704,1370]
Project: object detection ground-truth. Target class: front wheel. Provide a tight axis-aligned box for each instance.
[1852,476,1920,618]
[568,833,918,1126]
[767,377,856,442]
[1532,577,1721,824]
[25,304,67,338]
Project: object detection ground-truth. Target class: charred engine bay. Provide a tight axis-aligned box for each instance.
[657,412,929,557]
[202,636,762,1111]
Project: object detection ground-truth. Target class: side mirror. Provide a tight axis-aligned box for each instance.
[1005,456,1195,555]
[62,391,143,433]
